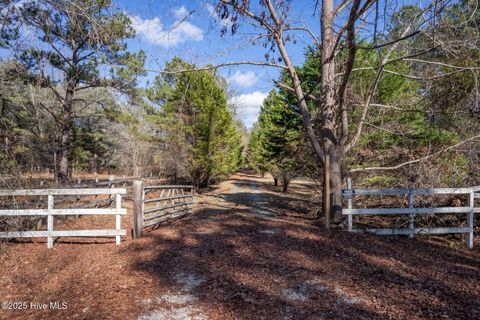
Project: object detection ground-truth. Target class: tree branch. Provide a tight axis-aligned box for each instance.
[338,0,361,147]
[274,81,320,102]
[220,0,275,32]
[284,26,320,48]
[404,58,480,70]
[356,30,421,50]
[334,0,354,17]
[149,61,288,74]
[344,23,412,153]
[364,122,414,136]
[350,134,480,172]
[263,0,325,164]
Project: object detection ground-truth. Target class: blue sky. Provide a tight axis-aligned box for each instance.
[2,0,418,128]
[114,0,322,128]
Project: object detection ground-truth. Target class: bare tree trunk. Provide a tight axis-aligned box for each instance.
[321,0,339,227]
[324,154,331,228]
[330,149,343,223]
[57,83,75,183]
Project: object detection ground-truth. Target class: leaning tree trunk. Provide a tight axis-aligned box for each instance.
[268,0,337,228]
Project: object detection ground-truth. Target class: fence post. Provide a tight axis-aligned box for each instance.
[408,190,414,239]
[133,180,144,239]
[47,195,54,249]
[76,178,82,206]
[115,194,122,245]
[108,175,114,205]
[467,191,474,249]
[347,178,353,231]
[109,175,115,187]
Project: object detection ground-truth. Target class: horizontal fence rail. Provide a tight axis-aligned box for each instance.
[132,181,194,239]
[0,174,170,194]
[342,179,479,249]
[0,188,126,196]
[0,188,127,248]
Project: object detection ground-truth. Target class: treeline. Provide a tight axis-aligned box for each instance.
[0,1,244,187]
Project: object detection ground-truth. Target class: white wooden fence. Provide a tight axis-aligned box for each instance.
[0,188,127,248]
[132,181,194,239]
[342,179,480,248]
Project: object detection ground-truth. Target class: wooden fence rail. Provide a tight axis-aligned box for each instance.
[342,179,479,249]
[0,174,168,189]
[132,181,194,239]
[0,188,127,248]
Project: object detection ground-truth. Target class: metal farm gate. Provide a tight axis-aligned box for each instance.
[132,181,194,238]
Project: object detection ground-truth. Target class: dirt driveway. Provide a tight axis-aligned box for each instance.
[1,172,480,319]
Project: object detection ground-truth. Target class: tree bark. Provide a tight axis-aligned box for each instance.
[321,0,341,227]
[330,148,343,223]
[57,80,76,183]
[263,0,342,228]
[324,154,331,228]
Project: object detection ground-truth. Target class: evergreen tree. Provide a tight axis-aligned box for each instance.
[247,122,268,177]
[151,58,242,188]
[249,90,304,192]
[10,0,144,182]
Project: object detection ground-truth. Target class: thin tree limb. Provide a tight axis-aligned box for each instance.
[284,26,321,48]
[274,81,320,102]
[345,24,413,153]
[350,134,480,172]
[404,58,480,70]
[148,61,288,74]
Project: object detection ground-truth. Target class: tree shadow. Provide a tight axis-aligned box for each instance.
[223,191,317,219]
[126,202,480,319]
[128,207,386,319]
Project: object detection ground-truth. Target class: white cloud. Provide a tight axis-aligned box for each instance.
[173,6,190,20]
[228,71,258,88]
[130,7,203,48]
[230,91,269,128]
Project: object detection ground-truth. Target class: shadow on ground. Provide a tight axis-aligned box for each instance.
[129,172,480,320]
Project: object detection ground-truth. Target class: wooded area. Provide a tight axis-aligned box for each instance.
[0,0,244,189]
[1,0,480,319]
[1,0,479,205]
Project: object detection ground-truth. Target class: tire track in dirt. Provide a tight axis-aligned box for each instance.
[136,174,284,320]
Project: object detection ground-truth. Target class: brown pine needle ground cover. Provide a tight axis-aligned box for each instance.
[1,172,479,319]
